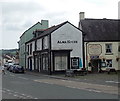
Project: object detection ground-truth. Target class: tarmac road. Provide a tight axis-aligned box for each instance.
[2,70,119,99]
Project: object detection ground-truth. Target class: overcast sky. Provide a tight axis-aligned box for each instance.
[0,0,119,49]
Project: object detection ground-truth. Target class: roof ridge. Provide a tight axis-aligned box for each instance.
[84,18,119,21]
[20,22,41,38]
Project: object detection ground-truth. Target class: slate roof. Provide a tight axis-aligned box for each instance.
[80,19,120,42]
[20,22,41,38]
[26,21,82,44]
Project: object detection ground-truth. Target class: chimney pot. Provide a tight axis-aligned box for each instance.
[79,12,85,20]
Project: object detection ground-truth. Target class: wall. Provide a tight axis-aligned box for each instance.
[36,39,42,50]
[26,41,35,70]
[19,20,49,68]
[85,42,119,70]
[51,23,83,68]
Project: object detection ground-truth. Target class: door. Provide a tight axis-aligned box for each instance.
[30,58,32,71]
[55,55,68,71]
[90,59,101,73]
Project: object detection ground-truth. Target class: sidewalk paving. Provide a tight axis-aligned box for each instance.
[25,70,119,95]
[25,70,119,87]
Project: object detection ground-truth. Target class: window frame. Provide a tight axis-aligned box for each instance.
[105,44,112,54]
[106,59,112,68]
[30,43,32,55]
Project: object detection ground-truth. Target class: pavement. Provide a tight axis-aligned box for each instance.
[25,70,119,86]
[25,70,119,95]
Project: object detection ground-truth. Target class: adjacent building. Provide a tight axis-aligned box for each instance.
[18,20,49,68]
[25,21,83,74]
[79,12,120,72]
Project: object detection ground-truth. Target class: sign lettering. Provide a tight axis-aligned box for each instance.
[57,40,78,44]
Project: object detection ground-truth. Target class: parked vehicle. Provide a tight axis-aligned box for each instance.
[9,65,14,72]
[4,63,9,67]
[6,63,14,70]
[12,65,24,73]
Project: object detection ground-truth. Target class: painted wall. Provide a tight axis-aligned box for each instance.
[51,23,83,68]
[85,42,119,71]
[26,41,35,70]
[36,39,42,50]
[118,42,120,70]
[19,20,49,68]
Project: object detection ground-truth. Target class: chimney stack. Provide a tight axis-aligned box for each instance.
[79,12,85,21]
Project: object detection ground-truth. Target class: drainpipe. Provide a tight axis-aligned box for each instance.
[86,42,89,73]
[49,34,52,75]
[82,32,86,69]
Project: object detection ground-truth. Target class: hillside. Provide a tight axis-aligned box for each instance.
[0,49,18,57]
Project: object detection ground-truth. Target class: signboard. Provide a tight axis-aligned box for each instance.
[88,44,102,55]
[90,56,99,59]
[57,40,78,44]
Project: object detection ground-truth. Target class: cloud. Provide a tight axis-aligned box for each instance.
[0,0,119,49]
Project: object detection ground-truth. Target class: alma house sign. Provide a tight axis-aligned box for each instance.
[57,40,78,44]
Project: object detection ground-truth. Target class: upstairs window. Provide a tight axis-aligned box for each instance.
[42,36,49,50]
[30,43,32,55]
[105,44,112,54]
[27,45,29,55]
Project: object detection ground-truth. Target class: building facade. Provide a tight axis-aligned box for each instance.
[18,20,49,68]
[85,42,120,72]
[26,21,83,74]
[79,12,120,72]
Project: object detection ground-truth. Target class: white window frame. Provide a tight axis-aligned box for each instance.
[106,59,112,67]
[105,44,112,54]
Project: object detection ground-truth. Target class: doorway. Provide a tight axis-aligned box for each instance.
[90,59,101,73]
[29,58,32,71]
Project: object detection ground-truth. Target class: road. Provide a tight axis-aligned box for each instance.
[2,70,119,99]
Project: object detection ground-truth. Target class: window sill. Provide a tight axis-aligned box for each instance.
[105,53,113,55]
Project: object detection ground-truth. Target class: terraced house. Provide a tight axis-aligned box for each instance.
[79,12,120,73]
[25,21,83,74]
[18,20,49,68]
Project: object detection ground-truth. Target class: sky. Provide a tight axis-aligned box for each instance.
[0,0,119,49]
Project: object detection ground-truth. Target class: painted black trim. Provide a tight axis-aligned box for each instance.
[33,49,49,53]
[25,21,83,44]
[68,52,70,69]
[71,57,79,69]
[82,34,85,68]
[52,50,71,73]
[25,44,26,69]
[49,34,52,74]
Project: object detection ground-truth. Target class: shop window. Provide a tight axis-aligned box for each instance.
[105,44,112,54]
[106,59,112,67]
[55,55,67,70]
[42,54,48,70]
[101,62,106,67]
